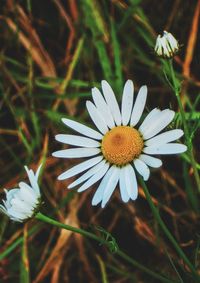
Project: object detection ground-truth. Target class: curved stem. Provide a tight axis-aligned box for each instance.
[168,60,200,193]
[36,212,103,243]
[140,177,199,280]
[35,212,176,283]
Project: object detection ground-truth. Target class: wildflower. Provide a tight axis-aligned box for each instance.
[53,80,186,207]
[0,165,42,222]
[155,31,179,58]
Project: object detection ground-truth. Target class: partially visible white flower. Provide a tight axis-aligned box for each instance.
[0,165,42,222]
[155,31,179,58]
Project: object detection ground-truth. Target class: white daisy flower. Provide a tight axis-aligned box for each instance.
[52,80,187,208]
[155,31,179,58]
[0,165,42,222]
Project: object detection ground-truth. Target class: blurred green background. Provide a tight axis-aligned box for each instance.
[0,0,200,282]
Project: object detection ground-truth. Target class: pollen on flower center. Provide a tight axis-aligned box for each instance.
[101,126,144,166]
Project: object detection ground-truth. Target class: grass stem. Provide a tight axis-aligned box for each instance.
[168,60,200,193]
[36,212,176,283]
[140,177,200,280]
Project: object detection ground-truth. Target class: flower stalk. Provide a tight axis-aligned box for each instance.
[167,60,200,193]
[35,212,176,283]
[140,177,199,279]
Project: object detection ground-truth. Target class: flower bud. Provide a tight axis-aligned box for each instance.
[0,165,42,222]
[155,31,179,59]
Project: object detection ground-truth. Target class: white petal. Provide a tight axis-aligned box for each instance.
[9,218,21,222]
[86,101,109,134]
[8,206,32,218]
[92,87,115,128]
[0,205,8,215]
[145,129,184,146]
[120,165,138,200]
[101,166,120,208]
[143,143,187,155]
[101,80,121,126]
[6,209,26,221]
[139,108,161,134]
[10,199,32,214]
[5,189,19,206]
[52,148,100,158]
[62,118,103,140]
[55,134,100,148]
[142,109,175,140]
[35,164,42,180]
[92,165,116,206]
[68,160,106,188]
[19,182,37,205]
[121,80,134,125]
[119,168,130,203]
[24,167,40,196]
[130,85,147,126]
[57,156,103,180]
[139,154,162,168]
[77,163,109,192]
[134,159,150,181]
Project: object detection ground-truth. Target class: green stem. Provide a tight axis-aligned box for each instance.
[36,212,176,283]
[140,178,199,280]
[116,250,177,283]
[168,60,200,193]
[36,212,102,243]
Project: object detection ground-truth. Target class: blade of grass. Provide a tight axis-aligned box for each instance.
[165,249,184,283]
[96,255,108,283]
[20,225,30,283]
[82,0,113,82]
[111,19,123,94]
[140,177,200,280]
[58,37,85,94]
[183,162,199,213]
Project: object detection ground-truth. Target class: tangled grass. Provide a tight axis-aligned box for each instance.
[0,1,200,282]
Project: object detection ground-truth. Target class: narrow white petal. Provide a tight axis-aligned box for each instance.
[121,80,134,125]
[92,87,115,128]
[86,101,109,134]
[35,164,42,180]
[77,163,109,192]
[142,109,175,140]
[68,160,106,188]
[123,165,138,200]
[8,206,32,218]
[7,209,26,220]
[119,168,130,202]
[145,129,184,146]
[55,134,100,148]
[143,143,187,155]
[139,154,162,168]
[101,167,120,208]
[9,217,23,222]
[92,165,115,206]
[24,167,40,196]
[134,159,150,181]
[62,118,103,140]
[52,148,100,158]
[130,85,147,126]
[139,108,161,134]
[101,80,121,125]
[0,205,8,215]
[57,156,103,180]
[5,189,19,206]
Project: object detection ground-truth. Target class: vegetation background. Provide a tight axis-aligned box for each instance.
[0,0,200,282]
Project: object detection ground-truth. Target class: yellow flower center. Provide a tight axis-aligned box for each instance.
[101,126,144,166]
